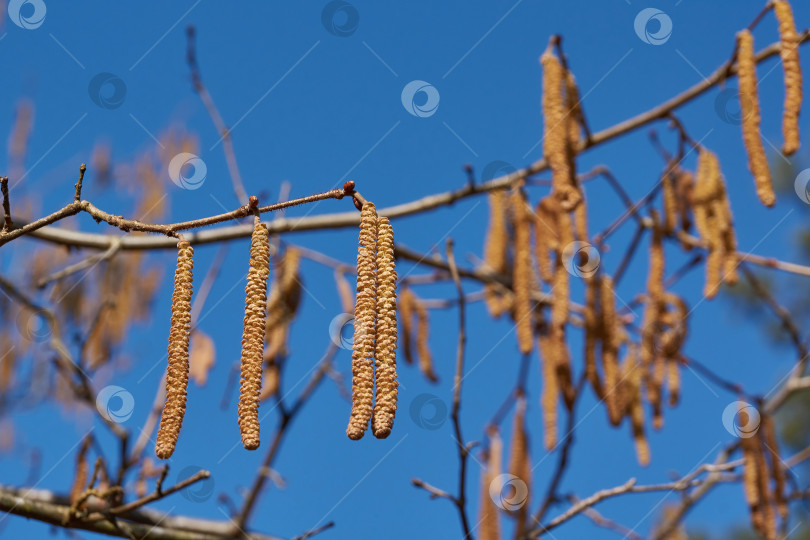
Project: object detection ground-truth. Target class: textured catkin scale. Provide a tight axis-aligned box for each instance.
[372,217,398,439]
[508,397,531,537]
[774,0,802,156]
[761,415,788,521]
[483,190,510,317]
[238,221,270,451]
[737,30,776,208]
[534,196,559,284]
[155,240,194,460]
[510,189,534,355]
[542,51,574,205]
[347,203,378,440]
[479,429,503,540]
[600,275,622,426]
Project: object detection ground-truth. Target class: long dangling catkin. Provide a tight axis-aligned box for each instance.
[542,50,574,207]
[753,431,777,540]
[347,203,378,440]
[564,70,583,149]
[264,248,301,363]
[399,287,415,365]
[508,397,530,537]
[741,409,763,533]
[643,214,665,429]
[662,166,678,235]
[774,0,802,156]
[479,428,503,540]
[537,315,558,451]
[415,300,439,383]
[69,436,92,506]
[484,190,510,317]
[626,349,650,466]
[238,220,270,451]
[155,240,194,460]
[600,275,622,426]
[761,414,787,522]
[534,196,559,284]
[511,189,534,355]
[737,30,775,208]
[584,276,604,399]
[372,217,398,439]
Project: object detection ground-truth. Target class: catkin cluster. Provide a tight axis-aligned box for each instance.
[347,203,399,440]
[399,287,438,382]
[156,240,194,460]
[774,0,802,156]
[238,220,270,451]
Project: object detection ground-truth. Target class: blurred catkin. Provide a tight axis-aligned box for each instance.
[484,190,510,317]
[626,348,650,466]
[534,196,559,284]
[508,397,531,537]
[479,429,503,540]
[542,50,574,206]
[348,203,378,440]
[774,0,802,156]
[761,414,788,521]
[737,30,775,207]
[415,300,439,383]
[399,287,416,365]
[537,317,558,451]
[584,275,603,398]
[238,220,270,451]
[156,240,194,460]
[600,275,622,426]
[511,189,534,355]
[372,217,398,439]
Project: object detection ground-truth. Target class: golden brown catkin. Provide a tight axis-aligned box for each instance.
[155,240,194,460]
[238,220,270,451]
[415,300,439,383]
[761,414,788,522]
[535,196,559,284]
[372,217,398,439]
[626,349,650,466]
[511,189,534,355]
[600,275,622,426]
[508,397,531,538]
[479,428,503,540]
[542,50,573,206]
[583,276,604,399]
[737,29,775,208]
[662,166,678,235]
[399,287,416,365]
[69,436,92,506]
[774,0,802,156]
[484,190,509,317]
[741,412,763,532]
[753,432,777,540]
[537,320,558,451]
[347,203,378,440]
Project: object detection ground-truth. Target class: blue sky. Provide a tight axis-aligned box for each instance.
[1,1,809,539]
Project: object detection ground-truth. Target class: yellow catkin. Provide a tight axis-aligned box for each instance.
[753,432,777,540]
[600,275,622,426]
[534,197,559,284]
[508,397,531,537]
[549,198,576,408]
[737,30,775,208]
[626,350,650,466]
[264,248,301,362]
[372,217,398,439]
[662,167,678,234]
[584,276,604,399]
[238,220,270,451]
[511,189,534,355]
[347,203,378,440]
[156,240,194,460]
[564,70,583,149]
[399,287,416,365]
[484,190,510,317]
[538,331,558,451]
[741,414,763,532]
[542,51,574,208]
[415,300,439,383]
[761,414,787,522]
[774,0,802,156]
[479,429,503,540]
[643,215,665,430]
[663,293,688,407]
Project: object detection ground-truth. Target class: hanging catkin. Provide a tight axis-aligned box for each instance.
[265,248,301,363]
[542,50,575,209]
[626,348,650,466]
[737,30,775,208]
[774,0,802,156]
[753,432,777,540]
[741,409,763,533]
[537,318,558,451]
[600,275,622,426]
[564,70,583,148]
[534,196,559,284]
[584,275,604,399]
[399,287,416,365]
[372,217,398,439]
[761,414,787,522]
[415,300,439,383]
[662,166,678,234]
[479,428,503,540]
[508,396,531,538]
[155,240,194,460]
[643,214,665,429]
[69,436,92,506]
[238,219,270,451]
[347,202,378,440]
[484,190,510,317]
[511,189,534,355]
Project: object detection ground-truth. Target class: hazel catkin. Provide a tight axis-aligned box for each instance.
[484,190,510,317]
[156,240,194,460]
[774,0,802,156]
[347,202,378,440]
[542,50,574,208]
[508,397,531,537]
[238,220,270,451]
[737,29,775,207]
[511,189,534,355]
[479,428,503,540]
[372,217,398,439]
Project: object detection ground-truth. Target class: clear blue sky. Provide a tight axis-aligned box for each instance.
[1,1,809,539]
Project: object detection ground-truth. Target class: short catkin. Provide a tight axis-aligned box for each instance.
[347,202,378,440]
[372,217,398,439]
[737,29,775,207]
[511,189,534,355]
[155,240,194,460]
[774,0,802,156]
[238,220,270,451]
